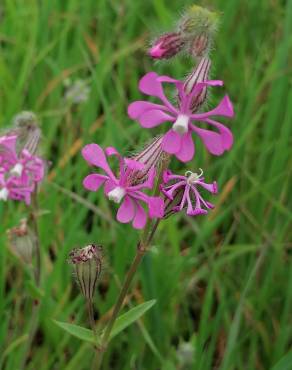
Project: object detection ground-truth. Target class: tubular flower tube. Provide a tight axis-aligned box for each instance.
[128,135,169,185]
[128,57,234,162]
[0,135,45,204]
[161,169,218,217]
[82,144,164,229]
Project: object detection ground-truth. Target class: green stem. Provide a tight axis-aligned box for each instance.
[19,193,41,370]
[93,157,168,369]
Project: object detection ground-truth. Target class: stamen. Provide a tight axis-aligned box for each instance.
[185,168,204,184]
[107,186,126,204]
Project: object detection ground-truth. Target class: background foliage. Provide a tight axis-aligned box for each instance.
[0,0,291,369]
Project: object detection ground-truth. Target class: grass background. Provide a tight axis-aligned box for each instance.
[0,0,291,369]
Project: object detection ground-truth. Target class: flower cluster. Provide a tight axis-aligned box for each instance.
[0,134,45,205]
[82,5,234,229]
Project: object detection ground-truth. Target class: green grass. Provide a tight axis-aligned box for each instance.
[0,0,291,369]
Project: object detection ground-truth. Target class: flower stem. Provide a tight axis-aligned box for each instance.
[19,193,41,370]
[93,159,168,369]
[94,218,160,369]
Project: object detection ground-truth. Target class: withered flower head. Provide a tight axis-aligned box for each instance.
[7,218,35,264]
[68,244,103,300]
[12,111,42,155]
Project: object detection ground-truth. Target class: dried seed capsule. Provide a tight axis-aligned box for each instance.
[68,244,103,300]
[7,218,35,264]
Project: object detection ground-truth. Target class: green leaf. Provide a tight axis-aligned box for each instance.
[52,300,156,345]
[108,299,156,340]
[271,352,292,370]
[53,320,96,344]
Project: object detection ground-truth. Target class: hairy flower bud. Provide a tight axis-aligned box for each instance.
[68,244,103,300]
[149,32,185,60]
[7,219,35,264]
[179,5,219,58]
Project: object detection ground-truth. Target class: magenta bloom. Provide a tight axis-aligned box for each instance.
[0,135,45,204]
[128,64,234,162]
[82,144,164,229]
[161,169,218,216]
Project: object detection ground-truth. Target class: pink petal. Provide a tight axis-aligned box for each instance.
[83,174,108,191]
[204,119,233,150]
[191,95,234,120]
[104,179,116,195]
[162,169,173,183]
[139,72,164,97]
[197,180,218,194]
[127,101,167,120]
[124,158,145,171]
[0,135,17,151]
[139,109,174,128]
[148,196,164,218]
[117,195,135,223]
[161,130,182,154]
[191,125,227,155]
[132,201,147,229]
[175,133,195,162]
[82,144,114,177]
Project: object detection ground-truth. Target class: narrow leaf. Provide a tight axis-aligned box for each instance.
[53,320,96,344]
[108,299,156,340]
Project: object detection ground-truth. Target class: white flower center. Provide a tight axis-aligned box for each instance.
[107,186,126,204]
[172,114,189,135]
[186,169,204,185]
[10,163,23,177]
[0,187,9,201]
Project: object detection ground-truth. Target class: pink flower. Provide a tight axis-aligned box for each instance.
[161,169,218,216]
[82,144,164,229]
[128,57,234,162]
[0,135,45,204]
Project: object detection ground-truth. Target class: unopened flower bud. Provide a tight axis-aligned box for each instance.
[12,111,41,155]
[7,219,35,264]
[178,5,219,57]
[149,32,185,60]
[68,244,103,300]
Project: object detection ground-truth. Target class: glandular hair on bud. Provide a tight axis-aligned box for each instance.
[12,111,41,155]
[178,5,220,58]
[68,244,103,300]
[7,219,35,264]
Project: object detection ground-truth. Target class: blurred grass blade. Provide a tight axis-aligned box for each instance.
[271,352,292,370]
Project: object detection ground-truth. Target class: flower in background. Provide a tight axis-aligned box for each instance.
[128,57,234,162]
[82,144,164,229]
[64,78,90,105]
[161,169,217,217]
[0,134,45,204]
